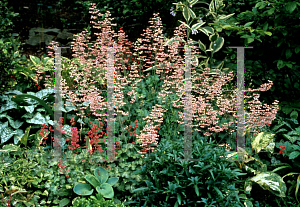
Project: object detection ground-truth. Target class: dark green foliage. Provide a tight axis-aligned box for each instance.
[205,0,300,116]
[128,137,250,206]
[0,0,29,94]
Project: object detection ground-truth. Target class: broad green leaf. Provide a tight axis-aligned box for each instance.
[29,55,41,66]
[73,183,94,196]
[123,8,129,15]
[13,51,19,58]
[210,36,224,54]
[286,63,293,69]
[286,1,297,13]
[289,151,300,160]
[198,39,206,52]
[263,22,268,31]
[96,183,114,199]
[247,38,254,44]
[107,177,119,186]
[183,7,190,22]
[94,167,108,184]
[191,21,205,30]
[252,132,275,154]
[277,60,284,70]
[59,198,70,207]
[187,7,196,19]
[198,26,214,36]
[264,31,272,36]
[285,49,292,59]
[251,172,286,198]
[85,174,101,189]
[257,2,267,10]
[267,8,275,15]
[283,134,298,144]
[282,30,288,36]
[295,46,300,54]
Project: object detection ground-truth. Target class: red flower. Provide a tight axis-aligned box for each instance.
[279,145,285,153]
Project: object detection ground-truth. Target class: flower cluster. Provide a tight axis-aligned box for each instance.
[170,7,176,17]
[58,160,71,177]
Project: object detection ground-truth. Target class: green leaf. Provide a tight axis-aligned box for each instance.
[177,193,181,205]
[13,51,19,58]
[255,2,267,10]
[85,174,101,189]
[222,25,231,29]
[247,38,254,44]
[267,8,275,15]
[263,22,268,31]
[218,13,235,20]
[264,31,272,36]
[197,39,206,53]
[295,46,300,54]
[286,1,297,13]
[183,7,190,22]
[191,21,205,31]
[194,184,199,196]
[282,30,288,36]
[210,36,224,54]
[189,0,198,6]
[29,55,41,66]
[187,7,196,19]
[277,60,284,70]
[94,167,108,184]
[244,21,254,27]
[123,8,129,15]
[289,151,300,160]
[107,177,119,186]
[209,0,215,12]
[198,26,214,36]
[11,94,54,121]
[252,132,275,154]
[59,198,70,207]
[96,183,114,199]
[73,183,94,196]
[251,172,286,197]
[17,126,31,147]
[285,49,293,59]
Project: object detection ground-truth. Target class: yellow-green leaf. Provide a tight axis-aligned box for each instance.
[264,31,272,36]
[178,20,191,30]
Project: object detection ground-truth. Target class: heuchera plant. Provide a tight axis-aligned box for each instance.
[42,2,279,158]
[29,0,288,203]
